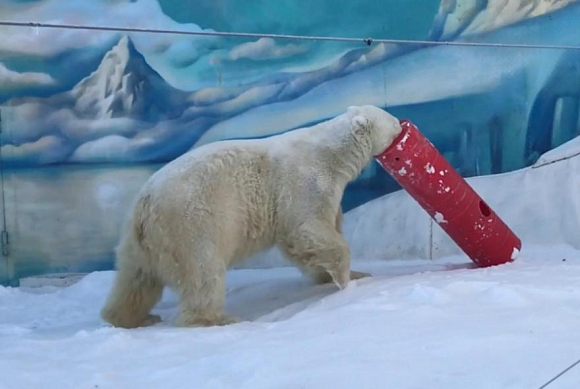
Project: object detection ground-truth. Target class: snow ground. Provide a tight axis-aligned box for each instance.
[1,245,580,389]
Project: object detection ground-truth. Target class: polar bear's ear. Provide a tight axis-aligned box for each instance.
[351,115,370,133]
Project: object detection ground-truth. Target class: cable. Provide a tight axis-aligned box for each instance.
[0,110,9,257]
[2,21,580,51]
[538,357,580,388]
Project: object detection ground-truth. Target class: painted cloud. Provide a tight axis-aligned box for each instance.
[0,63,56,90]
[430,0,578,40]
[228,38,307,61]
[0,0,214,56]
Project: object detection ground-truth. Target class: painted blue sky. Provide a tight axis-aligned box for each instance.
[1,0,579,168]
[1,0,576,95]
[0,0,439,93]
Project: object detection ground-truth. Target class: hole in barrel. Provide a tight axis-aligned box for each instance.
[395,157,400,161]
[479,200,491,217]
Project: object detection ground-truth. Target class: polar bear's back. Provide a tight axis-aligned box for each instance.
[132,139,281,265]
[147,139,277,201]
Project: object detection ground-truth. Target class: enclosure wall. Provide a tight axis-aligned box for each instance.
[1,0,579,285]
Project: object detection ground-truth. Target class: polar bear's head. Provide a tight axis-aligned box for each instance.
[347,105,402,156]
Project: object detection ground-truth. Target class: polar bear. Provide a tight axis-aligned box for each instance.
[101,105,402,328]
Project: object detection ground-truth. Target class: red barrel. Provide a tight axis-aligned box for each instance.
[375,119,522,267]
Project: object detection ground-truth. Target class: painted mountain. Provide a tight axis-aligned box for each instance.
[1,36,193,165]
[71,36,188,121]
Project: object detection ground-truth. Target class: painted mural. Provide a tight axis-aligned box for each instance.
[1,0,580,285]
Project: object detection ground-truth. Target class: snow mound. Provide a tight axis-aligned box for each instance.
[533,135,580,167]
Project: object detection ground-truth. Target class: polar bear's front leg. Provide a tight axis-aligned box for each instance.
[281,220,351,289]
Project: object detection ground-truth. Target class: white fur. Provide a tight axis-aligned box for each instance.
[101,105,402,328]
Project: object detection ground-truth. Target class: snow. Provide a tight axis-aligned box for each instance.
[533,135,580,167]
[434,212,448,224]
[1,246,580,388]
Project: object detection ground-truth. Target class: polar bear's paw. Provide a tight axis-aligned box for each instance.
[349,270,371,280]
[177,312,240,327]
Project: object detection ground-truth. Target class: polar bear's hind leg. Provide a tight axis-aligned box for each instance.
[101,262,163,329]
